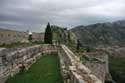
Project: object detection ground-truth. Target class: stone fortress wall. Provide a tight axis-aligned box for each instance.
[0,45,42,83]
[82,52,112,82]
[60,45,103,83]
[0,28,44,44]
[0,27,112,83]
[0,44,106,83]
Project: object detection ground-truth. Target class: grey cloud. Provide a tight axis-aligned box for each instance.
[0,0,124,32]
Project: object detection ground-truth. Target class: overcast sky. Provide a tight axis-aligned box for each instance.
[0,0,124,32]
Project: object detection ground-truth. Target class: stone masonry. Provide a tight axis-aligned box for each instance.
[0,44,107,83]
[0,45,42,83]
[0,28,44,44]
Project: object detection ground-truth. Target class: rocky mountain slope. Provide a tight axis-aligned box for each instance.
[71,20,125,47]
[50,20,125,83]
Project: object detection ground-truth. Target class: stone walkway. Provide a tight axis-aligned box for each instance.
[61,45,102,83]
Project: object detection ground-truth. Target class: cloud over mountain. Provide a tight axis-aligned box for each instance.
[0,0,124,32]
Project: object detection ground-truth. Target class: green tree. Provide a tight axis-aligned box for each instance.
[28,34,32,42]
[76,39,80,52]
[68,31,71,42]
[86,46,90,52]
[44,22,53,44]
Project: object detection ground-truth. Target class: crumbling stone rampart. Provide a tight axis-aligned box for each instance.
[0,45,42,83]
[0,28,44,44]
[0,44,110,83]
[60,45,103,83]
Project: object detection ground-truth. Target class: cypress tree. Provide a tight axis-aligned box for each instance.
[76,39,80,52]
[68,31,71,42]
[44,22,52,44]
[28,34,32,42]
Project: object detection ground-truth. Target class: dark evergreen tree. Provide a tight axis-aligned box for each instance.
[28,34,32,42]
[44,22,53,44]
[67,31,71,42]
[86,46,90,52]
[76,39,80,52]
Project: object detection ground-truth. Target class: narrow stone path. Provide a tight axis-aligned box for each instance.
[61,45,102,83]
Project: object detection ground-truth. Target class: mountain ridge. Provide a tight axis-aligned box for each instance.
[71,20,125,47]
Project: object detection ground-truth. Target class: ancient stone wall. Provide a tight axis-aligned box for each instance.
[0,28,28,44]
[0,45,42,83]
[59,45,103,83]
[0,44,60,83]
[0,44,108,83]
[32,32,44,42]
[82,52,112,82]
[0,28,44,44]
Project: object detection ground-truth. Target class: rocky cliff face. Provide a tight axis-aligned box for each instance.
[71,20,125,47]
[51,25,77,44]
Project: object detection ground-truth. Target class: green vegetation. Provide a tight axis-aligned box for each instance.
[0,42,44,48]
[109,56,125,83]
[44,22,53,44]
[53,32,61,43]
[51,26,69,44]
[0,42,33,48]
[80,55,97,63]
[28,34,32,42]
[6,53,64,83]
[76,40,80,52]
[67,42,97,63]
[67,42,96,54]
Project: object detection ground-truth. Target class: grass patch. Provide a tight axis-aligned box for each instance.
[6,53,63,83]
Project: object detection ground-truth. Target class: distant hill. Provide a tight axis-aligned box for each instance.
[71,20,125,47]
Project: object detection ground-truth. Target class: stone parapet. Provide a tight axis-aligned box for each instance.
[0,45,42,83]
